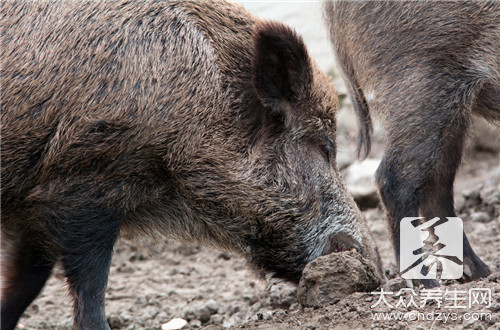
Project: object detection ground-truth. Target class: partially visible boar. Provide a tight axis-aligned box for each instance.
[1,1,382,329]
[324,0,499,287]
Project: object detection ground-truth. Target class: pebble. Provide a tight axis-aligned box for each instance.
[161,318,187,330]
[204,299,219,315]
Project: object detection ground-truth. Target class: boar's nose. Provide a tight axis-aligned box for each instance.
[322,232,363,256]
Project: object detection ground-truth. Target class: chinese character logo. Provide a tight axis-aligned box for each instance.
[400,217,463,280]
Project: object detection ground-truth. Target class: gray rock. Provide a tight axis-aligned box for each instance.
[194,300,219,323]
[343,159,381,209]
[204,299,219,315]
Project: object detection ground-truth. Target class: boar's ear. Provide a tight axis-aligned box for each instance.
[252,21,313,118]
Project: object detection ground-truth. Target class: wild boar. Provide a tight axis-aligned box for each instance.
[1,0,382,328]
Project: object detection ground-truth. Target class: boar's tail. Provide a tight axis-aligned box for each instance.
[346,76,372,160]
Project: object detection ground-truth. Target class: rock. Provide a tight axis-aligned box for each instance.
[189,320,202,328]
[161,318,187,330]
[490,303,500,313]
[204,299,219,315]
[343,159,381,210]
[198,300,219,323]
[470,211,491,223]
[223,315,241,328]
[183,300,218,324]
[108,315,128,329]
[297,250,381,307]
[183,308,196,322]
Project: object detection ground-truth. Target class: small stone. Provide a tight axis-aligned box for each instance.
[183,308,196,322]
[204,299,219,315]
[161,318,187,330]
[343,159,381,210]
[263,311,273,320]
[192,300,219,324]
[190,320,202,328]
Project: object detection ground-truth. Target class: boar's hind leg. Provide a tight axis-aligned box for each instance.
[375,96,490,287]
[1,234,54,330]
[419,114,491,281]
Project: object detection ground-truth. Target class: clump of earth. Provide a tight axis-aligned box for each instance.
[297,250,381,308]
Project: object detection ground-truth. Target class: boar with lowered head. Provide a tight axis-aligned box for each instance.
[324,0,499,287]
[1,0,382,328]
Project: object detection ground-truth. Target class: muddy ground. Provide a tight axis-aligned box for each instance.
[13,85,500,329]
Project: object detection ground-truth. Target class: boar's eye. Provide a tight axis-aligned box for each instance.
[319,144,331,163]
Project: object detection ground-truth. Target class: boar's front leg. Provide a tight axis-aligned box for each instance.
[375,88,491,287]
[33,182,124,330]
[61,212,122,329]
